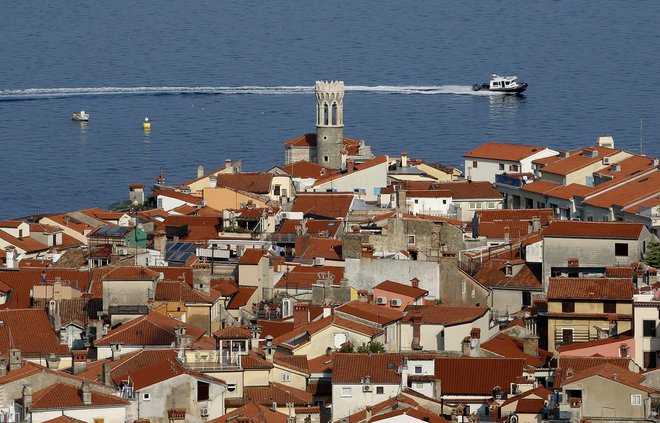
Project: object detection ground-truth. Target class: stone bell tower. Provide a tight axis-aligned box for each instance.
[315,80,345,169]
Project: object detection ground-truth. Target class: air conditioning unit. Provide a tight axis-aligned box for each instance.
[200,407,209,417]
[391,298,402,307]
[376,297,387,305]
[314,257,325,266]
[362,385,373,392]
[117,248,128,256]
[602,157,611,165]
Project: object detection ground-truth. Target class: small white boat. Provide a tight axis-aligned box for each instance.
[72,111,89,122]
[473,74,528,94]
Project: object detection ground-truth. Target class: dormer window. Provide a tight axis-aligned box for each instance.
[505,264,513,276]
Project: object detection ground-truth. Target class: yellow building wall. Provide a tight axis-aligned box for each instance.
[270,366,308,391]
[292,325,377,359]
[202,187,267,211]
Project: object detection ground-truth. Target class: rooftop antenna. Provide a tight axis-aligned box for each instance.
[640,116,645,156]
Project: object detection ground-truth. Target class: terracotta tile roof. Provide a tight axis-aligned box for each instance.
[101,265,160,281]
[208,401,287,423]
[0,231,48,253]
[275,266,345,289]
[464,142,549,161]
[225,382,313,407]
[273,354,309,374]
[542,221,645,239]
[514,398,547,413]
[41,417,87,423]
[540,146,621,176]
[477,221,531,239]
[307,353,335,374]
[171,204,199,215]
[401,305,488,326]
[94,312,205,346]
[472,259,542,289]
[18,259,52,269]
[28,222,62,233]
[273,315,383,350]
[337,396,406,423]
[374,280,428,299]
[291,192,355,219]
[333,353,407,384]
[558,330,633,353]
[547,278,634,300]
[520,180,563,195]
[239,248,266,265]
[335,300,403,325]
[30,382,129,410]
[214,173,273,194]
[481,333,549,367]
[605,266,635,278]
[0,268,92,308]
[241,351,274,369]
[475,209,555,224]
[297,238,343,261]
[583,171,660,208]
[213,326,252,339]
[257,320,295,339]
[155,281,218,303]
[499,386,551,408]
[369,406,449,423]
[546,183,596,201]
[429,181,502,200]
[32,298,96,326]
[434,357,526,395]
[157,216,222,241]
[154,188,205,205]
[562,362,656,393]
[281,160,332,179]
[0,220,24,228]
[148,266,193,283]
[554,356,631,387]
[283,133,362,151]
[0,309,70,356]
[277,219,342,238]
[227,286,258,309]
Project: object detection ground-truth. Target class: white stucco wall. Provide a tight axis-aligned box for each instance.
[332,383,400,421]
[310,161,388,201]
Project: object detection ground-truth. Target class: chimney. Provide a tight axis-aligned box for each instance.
[264,335,274,362]
[48,299,62,331]
[293,304,309,328]
[225,159,234,173]
[22,384,32,411]
[522,335,539,357]
[46,354,61,369]
[110,344,121,361]
[401,152,409,168]
[209,175,218,189]
[468,328,481,357]
[102,362,112,386]
[81,381,92,406]
[176,327,192,349]
[0,357,7,377]
[197,164,204,179]
[411,277,420,289]
[153,231,167,256]
[531,216,541,232]
[619,343,629,358]
[9,349,22,371]
[72,349,88,375]
[5,246,17,269]
[249,324,262,352]
[340,150,348,172]
[365,406,373,421]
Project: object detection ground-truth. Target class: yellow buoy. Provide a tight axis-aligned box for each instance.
[143,117,151,130]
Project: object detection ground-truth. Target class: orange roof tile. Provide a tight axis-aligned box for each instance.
[225,382,312,407]
[291,192,354,219]
[583,171,660,208]
[374,280,428,299]
[434,357,526,395]
[42,416,88,423]
[0,231,48,253]
[333,353,407,384]
[472,259,542,289]
[542,221,645,239]
[273,315,383,350]
[543,183,595,200]
[540,146,621,176]
[283,133,362,151]
[275,266,344,289]
[464,142,548,161]
[213,326,252,339]
[475,209,555,224]
[0,309,70,356]
[562,362,656,393]
[281,160,332,179]
[312,155,388,187]
[519,180,562,195]
[481,333,549,367]
[215,173,273,194]
[428,181,502,200]
[478,221,531,239]
[257,320,295,339]
[402,304,488,326]
[101,265,161,281]
[273,354,309,374]
[30,382,129,410]
[227,286,258,309]
[554,356,631,387]
[155,281,218,303]
[308,353,335,374]
[297,238,343,261]
[547,278,634,300]
[208,402,287,423]
[558,330,633,353]
[239,248,266,265]
[0,268,91,308]
[94,312,205,346]
[277,219,342,238]
[335,300,403,325]
[154,188,204,205]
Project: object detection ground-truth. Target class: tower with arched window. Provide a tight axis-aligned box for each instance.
[315,80,345,169]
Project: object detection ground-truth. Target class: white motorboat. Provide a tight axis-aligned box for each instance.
[72,111,89,121]
[473,75,528,94]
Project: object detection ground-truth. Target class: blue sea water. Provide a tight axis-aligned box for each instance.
[2,1,660,218]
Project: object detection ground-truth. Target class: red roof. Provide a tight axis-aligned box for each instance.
[94,312,205,346]
[101,265,160,281]
[273,354,309,374]
[155,189,205,205]
[283,133,362,153]
[215,172,273,194]
[0,309,70,356]
[158,216,222,241]
[277,219,342,238]
[558,330,633,353]
[291,192,354,219]
[542,221,645,239]
[257,320,295,339]
[562,362,657,393]
[213,326,252,339]
[475,209,555,224]
[335,300,403,325]
[478,221,531,239]
[332,353,407,384]
[227,286,258,309]
[0,231,48,253]
[547,278,634,300]
[273,315,383,350]
[481,333,549,367]
[208,401,287,423]
[583,170,660,208]
[225,382,313,407]
[472,259,542,289]
[401,305,488,326]
[428,181,502,200]
[297,238,343,261]
[155,281,219,303]
[42,417,87,423]
[312,155,388,187]
[275,265,344,289]
[30,382,128,410]
[540,146,621,176]
[374,280,428,299]
[239,248,266,265]
[0,268,91,308]
[281,160,332,179]
[434,357,526,395]
[554,356,632,387]
[464,142,549,161]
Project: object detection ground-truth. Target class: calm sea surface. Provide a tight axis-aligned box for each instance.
[2,1,660,218]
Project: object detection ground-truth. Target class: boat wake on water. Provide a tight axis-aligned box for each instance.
[0,85,501,101]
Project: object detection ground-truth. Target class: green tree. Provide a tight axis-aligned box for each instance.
[338,341,354,353]
[645,241,660,268]
[355,341,386,354]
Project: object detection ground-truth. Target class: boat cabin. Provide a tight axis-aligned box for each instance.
[489,74,518,89]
